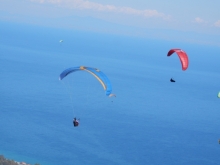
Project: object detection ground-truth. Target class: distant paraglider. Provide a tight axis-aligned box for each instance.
[167,49,189,82]
[167,49,189,71]
[59,40,63,45]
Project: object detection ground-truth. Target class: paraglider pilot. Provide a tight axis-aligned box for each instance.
[73,117,79,127]
[170,78,175,82]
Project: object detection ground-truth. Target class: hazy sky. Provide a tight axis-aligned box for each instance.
[1,0,220,45]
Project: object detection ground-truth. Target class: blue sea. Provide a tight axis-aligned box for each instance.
[1,22,220,165]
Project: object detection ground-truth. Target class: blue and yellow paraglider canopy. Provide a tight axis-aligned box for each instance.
[59,66,114,96]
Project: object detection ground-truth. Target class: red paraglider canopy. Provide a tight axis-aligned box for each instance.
[167,49,189,70]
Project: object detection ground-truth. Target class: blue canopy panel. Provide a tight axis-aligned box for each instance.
[59,66,81,80]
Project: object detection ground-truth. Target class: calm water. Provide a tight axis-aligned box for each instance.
[1,22,220,165]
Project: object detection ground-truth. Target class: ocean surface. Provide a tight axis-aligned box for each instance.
[1,22,220,165]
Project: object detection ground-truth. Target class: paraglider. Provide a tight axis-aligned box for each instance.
[59,66,114,96]
[59,66,115,127]
[167,49,189,70]
[59,40,63,45]
[167,49,189,82]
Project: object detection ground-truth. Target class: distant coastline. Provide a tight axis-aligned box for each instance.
[0,155,40,165]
